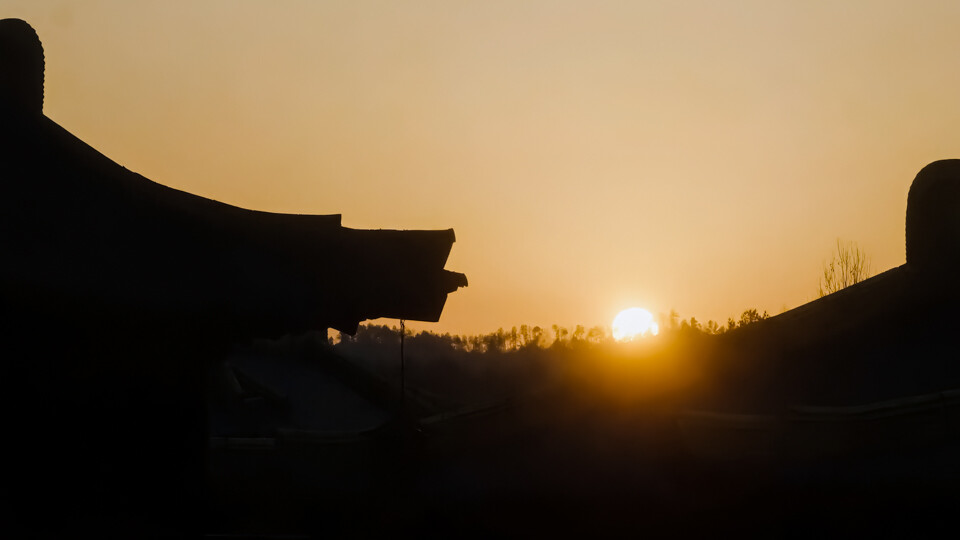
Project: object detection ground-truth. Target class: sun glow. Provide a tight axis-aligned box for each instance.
[612,308,658,341]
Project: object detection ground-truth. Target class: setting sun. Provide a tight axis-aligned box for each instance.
[612,308,659,341]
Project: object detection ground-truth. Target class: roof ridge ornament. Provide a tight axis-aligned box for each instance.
[905,159,960,272]
[0,18,44,115]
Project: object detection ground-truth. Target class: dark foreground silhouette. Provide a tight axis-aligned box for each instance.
[0,18,465,536]
[204,322,960,538]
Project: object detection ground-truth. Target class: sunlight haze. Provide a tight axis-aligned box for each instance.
[7,0,960,334]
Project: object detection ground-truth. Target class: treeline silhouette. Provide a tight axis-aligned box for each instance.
[325,307,769,416]
[336,307,770,354]
[672,307,770,335]
[232,313,752,537]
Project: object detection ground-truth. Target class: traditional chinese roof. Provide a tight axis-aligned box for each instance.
[0,18,466,338]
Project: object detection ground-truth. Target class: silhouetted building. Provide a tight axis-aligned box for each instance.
[0,18,465,533]
[680,160,960,460]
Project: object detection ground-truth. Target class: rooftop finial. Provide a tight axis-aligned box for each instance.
[0,18,44,115]
[905,159,960,271]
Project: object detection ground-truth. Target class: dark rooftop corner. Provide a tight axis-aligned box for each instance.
[0,17,466,337]
[679,158,960,469]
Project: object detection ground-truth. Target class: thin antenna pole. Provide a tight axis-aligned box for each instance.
[399,319,405,414]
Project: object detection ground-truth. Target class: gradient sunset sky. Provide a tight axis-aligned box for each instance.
[7,1,960,335]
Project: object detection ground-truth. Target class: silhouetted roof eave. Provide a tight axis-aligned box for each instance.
[0,105,466,338]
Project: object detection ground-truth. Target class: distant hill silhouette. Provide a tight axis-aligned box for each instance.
[0,18,464,535]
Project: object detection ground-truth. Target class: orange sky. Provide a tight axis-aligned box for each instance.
[7,1,960,335]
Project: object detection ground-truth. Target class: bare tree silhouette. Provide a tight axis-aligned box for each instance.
[818,239,871,297]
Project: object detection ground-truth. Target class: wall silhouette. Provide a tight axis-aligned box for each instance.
[0,18,465,534]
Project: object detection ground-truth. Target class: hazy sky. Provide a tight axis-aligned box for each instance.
[6,1,960,334]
